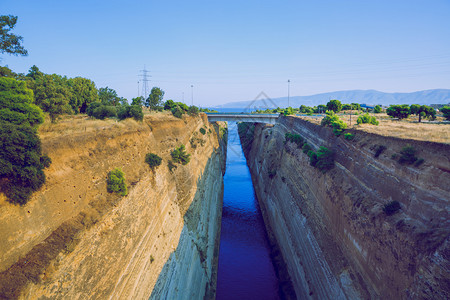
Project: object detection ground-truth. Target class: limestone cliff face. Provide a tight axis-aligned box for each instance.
[239,116,449,299]
[0,113,226,299]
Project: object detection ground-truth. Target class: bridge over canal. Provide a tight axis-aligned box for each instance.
[205,113,279,124]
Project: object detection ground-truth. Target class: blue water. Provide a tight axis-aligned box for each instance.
[216,123,280,300]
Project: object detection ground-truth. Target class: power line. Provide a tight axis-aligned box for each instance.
[138,66,151,100]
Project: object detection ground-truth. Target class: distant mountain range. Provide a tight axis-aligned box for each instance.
[215,89,450,109]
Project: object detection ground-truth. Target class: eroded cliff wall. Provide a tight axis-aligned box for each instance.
[0,113,226,299]
[239,116,449,299]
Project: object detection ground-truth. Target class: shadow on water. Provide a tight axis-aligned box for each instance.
[149,150,224,300]
[216,122,282,300]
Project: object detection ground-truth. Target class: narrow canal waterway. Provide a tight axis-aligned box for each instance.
[216,123,280,299]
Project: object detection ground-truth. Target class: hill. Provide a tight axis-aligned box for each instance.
[216,89,450,109]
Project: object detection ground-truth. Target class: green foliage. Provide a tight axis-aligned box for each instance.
[92,105,117,120]
[145,153,162,170]
[374,145,386,158]
[188,105,199,116]
[86,102,102,117]
[0,122,50,204]
[410,104,436,122]
[107,168,127,196]
[171,106,184,118]
[320,110,339,126]
[98,87,120,106]
[383,201,401,216]
[441,106,450,121]
[344,132,354,140]
[0,15,28,56]
[357,113,379,125]
[131,96,143,106]
[0,77,44,127]
[341,104,352,110]
[331,118,347,136]
[326,99,342,113]
[373,105,382,113]
[308,150,318,166]
[386,105,410,120]
[315,146,335,172]
[171,145,191,165]
[283,106,294,116]
[300,105,314,114]
[302,142,312,154]
[164,99,176,110]
[398,145,417,164]
[199,107,218,113]
[117,105,143,121]
[146,87,165,109]
[199,127,206,135]
[351,103,361,110]
[316,104,327,113]
[285,132,304,148]
[68,77,99,113]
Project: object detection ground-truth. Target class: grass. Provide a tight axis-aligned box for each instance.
[298,112,450,144]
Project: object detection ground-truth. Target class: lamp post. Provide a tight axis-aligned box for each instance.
[287,79,290,107]
[191,85,194,106]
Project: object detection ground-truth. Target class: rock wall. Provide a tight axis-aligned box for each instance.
[0,113,227,299]
[239,116,449,299]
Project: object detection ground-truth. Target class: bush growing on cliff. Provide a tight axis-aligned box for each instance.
[383,201,401,216]
[398,145,417,165]
[302,143,312,154]
[285,132,304,148]
[374,145,386,158]
[171,106,184,119]
[107,168,127,196]
[315,146,335,172]
[92,105,117,120]
[171,145,191,165]
[168,160,177,172]
[117,105,144,121]
[344,133,354,140]
[331,118,347,136]
[199,127,206,135]
[308,150,318,167]
[145,153,162,170]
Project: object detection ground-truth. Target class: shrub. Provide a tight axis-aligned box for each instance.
[199,127,206,135]
[441,106,450,121]
[92,105,117,120]
[386,105,410,120]
[285,132,304,148]
[164,100,176,111]
[374,105,382,113]
[171,106,184,118]
[107,168,127,196]
[315,146,335,172]
[331,119,347,136]
[414,158,425,167]
[0,122,50,205]
[321,111,339,126]
[86,102,102,117]
[302,143,312,154]
[383,201,401,216]
[117,105,144,121]
[344,133,354,140]
[171,145,190,165]
[398,145,417,164]
[188,105,199,116]
[326,99,342,113]
[283,107,294,116]
[145,153,162,170]
[308,150,318,166]
[374,145,387,158]
[357,113,379,125]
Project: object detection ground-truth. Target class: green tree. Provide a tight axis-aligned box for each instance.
[145,153,162,170]
[283,106,294,116]
[131,96,143,106]
[374,105,382,113]
[98,87,120,106]
[342,104,352,110]
[410,104,435,122]
[441,106,450,121]
[146,87,164,109]
[68,77,99,113]
[0,15,28,56]
[33,74,71,123]
[0,77,44,127]
[164,99,176,110]
[326,99,342,113]
[0,65,18,78]
[171,145,190,165]
[316,104,327,113]
[386,104,410,120]
[351,103,361,110]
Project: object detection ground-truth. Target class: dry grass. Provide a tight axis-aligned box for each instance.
[298,112,450,144]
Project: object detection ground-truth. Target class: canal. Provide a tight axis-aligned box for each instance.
[216,122,280,299]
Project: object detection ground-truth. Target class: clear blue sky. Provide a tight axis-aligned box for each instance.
[2,0,450,107]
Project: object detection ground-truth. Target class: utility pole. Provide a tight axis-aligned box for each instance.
[139,66,151,101]
[137,81,140,98]
[191,85,194,106]
[287,79,290,107]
